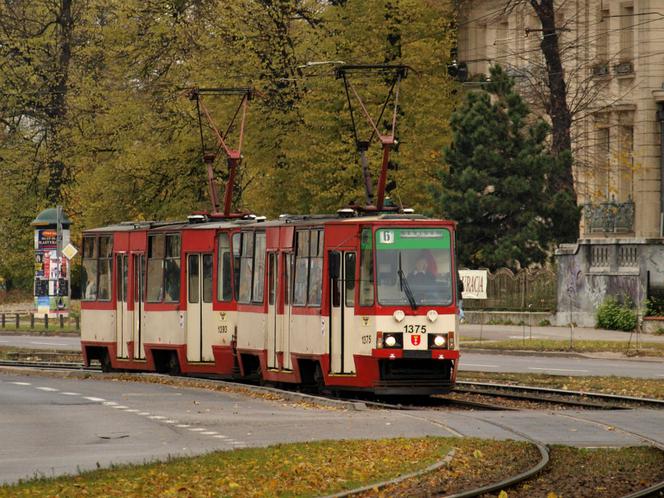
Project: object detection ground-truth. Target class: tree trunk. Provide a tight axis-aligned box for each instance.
[530,0,575,194]
[46,0,73,204]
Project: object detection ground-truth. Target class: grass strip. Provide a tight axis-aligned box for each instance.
[462,338,664,357]
[496,446,664,498]
[0,438,460,498]
[459,370,664,399]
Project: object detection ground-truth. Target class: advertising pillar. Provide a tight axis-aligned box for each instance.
[31,207,73,317]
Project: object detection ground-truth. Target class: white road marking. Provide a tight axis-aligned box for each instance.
[112,405,129,409]
[508,336,529,339]
[30,341,68,346]
[103,401,118,406]
[138,412,150,416]
[213,435,229,439]
[188,428,205,432]
[124,409,139,413]
[11,382,31,386]
[36,387,59,392]
[176,424,190,428]
[84,396,105,402]
[163,420,176,424]
[529,367,589,373]
[0,340,8,343]
[149,415,166,420]
[61,392,80,396]
[201,431,218,435]
[462,363,499,368]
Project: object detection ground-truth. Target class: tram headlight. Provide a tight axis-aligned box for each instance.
[429,333,448,349]
[385,335,397,347]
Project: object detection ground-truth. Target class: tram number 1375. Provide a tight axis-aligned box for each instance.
[404,324,427,333]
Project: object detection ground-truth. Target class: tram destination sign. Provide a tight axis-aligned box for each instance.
[459,270,487,300]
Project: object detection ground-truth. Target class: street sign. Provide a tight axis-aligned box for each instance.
[62,243,78,260]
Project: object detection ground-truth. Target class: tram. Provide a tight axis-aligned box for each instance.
[80,213,459,394]
[80,65,461,394]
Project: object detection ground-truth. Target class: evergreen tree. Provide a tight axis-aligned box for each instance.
[438,65,576,271]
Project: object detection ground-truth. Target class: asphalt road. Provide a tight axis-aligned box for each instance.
[2,371,664,485]
[0,334,80,350]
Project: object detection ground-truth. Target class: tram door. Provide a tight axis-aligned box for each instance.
[281,253,293,370]
[115,254,129,358]
[329,251,356,374]
[133,254,145,360]
[266,253,278,368]
[187,253,214,362]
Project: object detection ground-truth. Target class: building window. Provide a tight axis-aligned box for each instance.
[620,4,634,62]
[597,8,609,63]
[595,126,610,200]
[618,125,634,202]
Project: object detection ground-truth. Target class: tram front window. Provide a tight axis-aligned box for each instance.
[375,228,452,307]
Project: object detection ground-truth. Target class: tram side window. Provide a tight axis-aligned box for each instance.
[238,232,254,304]
[359,229,374,306]
[232,233,241,301]
[147,234,165,302]
[163,234,181,302]
[307,230,324,306]
[293,230,310,306]
[97,236,113,301]
[217,234,233,302]
[81,237,98,301]
[252,232,266,303]
[345,252,356,308]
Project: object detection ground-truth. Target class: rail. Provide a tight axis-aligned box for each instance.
[456,380,664,409]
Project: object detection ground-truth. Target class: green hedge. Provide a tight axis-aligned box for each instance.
[596,297,637,332]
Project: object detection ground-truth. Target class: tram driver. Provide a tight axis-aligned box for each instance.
[408,255,435,286]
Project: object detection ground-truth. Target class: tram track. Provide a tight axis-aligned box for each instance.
[455,380,664,410]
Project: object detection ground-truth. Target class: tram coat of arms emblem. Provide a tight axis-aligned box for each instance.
[411,335,421,346]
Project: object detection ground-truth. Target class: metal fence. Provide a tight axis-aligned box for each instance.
[463,268,557,312]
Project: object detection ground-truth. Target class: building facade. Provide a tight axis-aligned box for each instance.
[458,0,664,325]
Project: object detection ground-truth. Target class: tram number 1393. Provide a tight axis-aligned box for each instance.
[404,324,427,333]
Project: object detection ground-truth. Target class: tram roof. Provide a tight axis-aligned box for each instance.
[83,212,451,234]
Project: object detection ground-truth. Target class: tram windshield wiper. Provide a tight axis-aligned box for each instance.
[397,253,418,311]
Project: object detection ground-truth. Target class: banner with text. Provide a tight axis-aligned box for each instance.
[459,270,488,299]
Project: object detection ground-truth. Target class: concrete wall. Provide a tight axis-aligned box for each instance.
[554,239,664,326]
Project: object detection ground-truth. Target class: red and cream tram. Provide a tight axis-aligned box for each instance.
[80,213,460,394]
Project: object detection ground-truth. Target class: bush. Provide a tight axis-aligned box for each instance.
[645,295,664,317]
[596,297,637,331]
